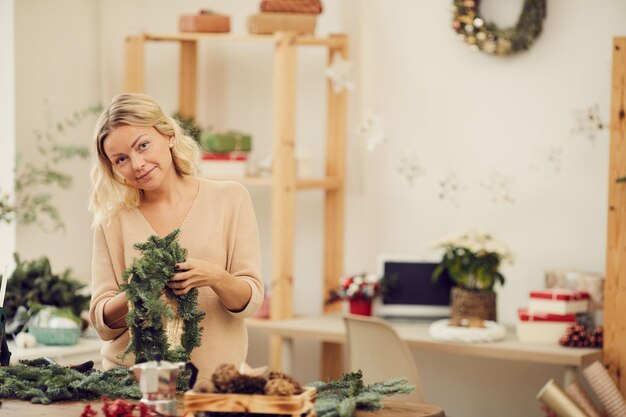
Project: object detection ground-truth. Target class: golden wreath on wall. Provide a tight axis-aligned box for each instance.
[452,0,547,56]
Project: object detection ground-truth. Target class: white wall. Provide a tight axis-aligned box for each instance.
[0,0,16,272]
[13,1,626,416]
[15,0,100,283]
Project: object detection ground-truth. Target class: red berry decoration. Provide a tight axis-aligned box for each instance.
[559,323,603,348]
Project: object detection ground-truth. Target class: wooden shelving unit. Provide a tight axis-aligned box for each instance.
[124,31,348,377]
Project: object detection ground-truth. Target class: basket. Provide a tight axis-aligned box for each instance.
[29,327,80,346]
[450,287,497,321]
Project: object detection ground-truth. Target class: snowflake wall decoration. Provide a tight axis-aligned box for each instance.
[530,146,563,177]
[397,153,425,187]
[572,104,607,141]
[437,172,463,208]
[480,171,515,205]
[324,53,355,94]
[356,113,387,151]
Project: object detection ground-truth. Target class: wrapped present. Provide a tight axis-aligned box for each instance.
[179,10,230,33]
[517,308,576,344]
[260,0,323,14]
[199,152,248,178]
[247,13,317,35]
[545,269,603,312]
[528,289,590,315]
[200,131,252,153]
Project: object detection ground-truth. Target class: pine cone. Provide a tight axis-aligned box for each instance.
[265,378,299,396]
[266,371,303,395]
[212,364,239,393]
[227,375,267,394]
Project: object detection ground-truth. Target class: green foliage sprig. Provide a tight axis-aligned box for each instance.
[307,370,415,417]
[3,253,90,321]
[121,229,205,364]
[0,103,101,231]
[0,360,141,404]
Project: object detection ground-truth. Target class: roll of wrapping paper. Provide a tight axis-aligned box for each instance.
[583,361,626,417]
[565,382,602,417]
[536,379,588,417]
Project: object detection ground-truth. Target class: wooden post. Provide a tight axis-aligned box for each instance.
[321,34,349,381]
[605,36,626,395]
[124,35,145,93]
[179,40,198,118]
[269,31,298,371]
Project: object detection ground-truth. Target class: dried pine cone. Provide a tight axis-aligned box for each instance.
[227,375,267,394]
[212,364,239,393]
[265,371,303,396]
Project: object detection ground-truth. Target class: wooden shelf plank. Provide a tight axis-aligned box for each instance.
[140,32,346,47]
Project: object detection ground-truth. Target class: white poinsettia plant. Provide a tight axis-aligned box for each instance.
[432,230,514,291]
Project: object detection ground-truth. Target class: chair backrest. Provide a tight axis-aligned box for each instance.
[343,314,425,404]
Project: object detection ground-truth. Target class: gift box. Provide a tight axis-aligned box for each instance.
[528,289,590,315]
[545,269,603,316]
[260,0,323,14]
[199,152,248,178]
[179,10,231,33]
[247,13,317,35]
[517,308,576,344]
[200,131,252,153]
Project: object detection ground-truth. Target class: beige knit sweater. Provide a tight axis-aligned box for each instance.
[89,179,264,381]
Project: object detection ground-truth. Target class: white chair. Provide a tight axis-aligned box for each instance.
[343,314,425,404]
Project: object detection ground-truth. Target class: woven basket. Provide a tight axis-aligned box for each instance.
[29,327,80,346]
[450,287,497,321]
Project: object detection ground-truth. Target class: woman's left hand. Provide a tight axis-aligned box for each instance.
[167,258,227,295]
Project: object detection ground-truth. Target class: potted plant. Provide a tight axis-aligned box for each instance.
[326,273,381,316]
[432,230,514,322]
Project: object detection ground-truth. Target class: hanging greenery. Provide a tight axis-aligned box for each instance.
[308,370,415,417]
[452,0,547,56]
[121,229,205,364]
[0,359,141,404]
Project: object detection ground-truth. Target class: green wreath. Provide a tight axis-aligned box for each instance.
[121,229,205,363]
[452,0,547,56]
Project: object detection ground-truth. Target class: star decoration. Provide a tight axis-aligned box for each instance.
[325,53,355,94]
[356,113,387,151]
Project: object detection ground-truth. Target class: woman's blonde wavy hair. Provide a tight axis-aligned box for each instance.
[89,93,199,227]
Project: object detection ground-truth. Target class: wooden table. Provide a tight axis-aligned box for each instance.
[247,314,602,385]
[0,399,444,417]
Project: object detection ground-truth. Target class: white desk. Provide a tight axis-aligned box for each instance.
[7,336,103,367]
[247,315,602,384]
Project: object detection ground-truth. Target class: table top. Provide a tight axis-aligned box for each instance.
[0,399,444,417]
[246,315,602,367]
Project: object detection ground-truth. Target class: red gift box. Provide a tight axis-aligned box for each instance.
[528,289,590,315]
[529,289,590,301]
[517,308,576,323]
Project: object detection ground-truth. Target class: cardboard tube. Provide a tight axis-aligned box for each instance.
[565,382,602,417]
[536,379,588,417]
[583,361,626,417]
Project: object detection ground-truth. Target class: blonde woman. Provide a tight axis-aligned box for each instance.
[89,93,263,381]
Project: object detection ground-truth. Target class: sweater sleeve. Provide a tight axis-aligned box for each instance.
[226,183,264,318]
[89,223,127,341]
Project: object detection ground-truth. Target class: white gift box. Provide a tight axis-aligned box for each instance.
[199,152,248,178]
[516,308,576,344]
